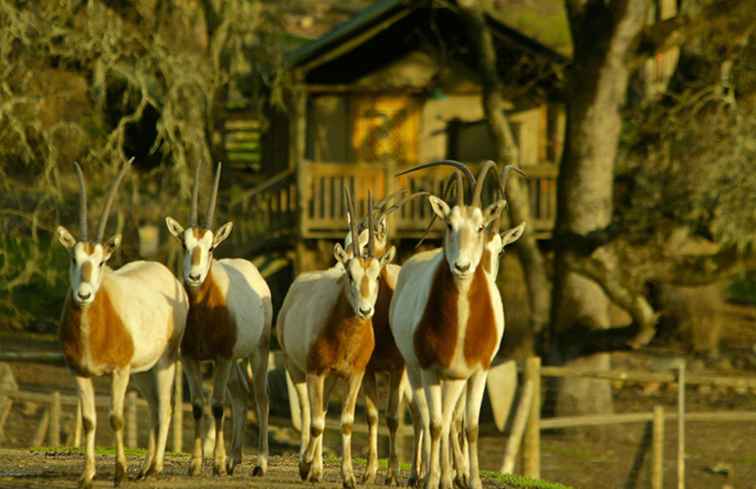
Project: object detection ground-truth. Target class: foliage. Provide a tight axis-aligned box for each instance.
[728,271,756,306]
[481,470,575,489]
[0,1,288,328]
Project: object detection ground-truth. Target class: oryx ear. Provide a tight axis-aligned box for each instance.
[212,221,233,248]
[379,246,396,267]
[483,200,507,227]
[500,222,526,249]
[164,217,184,239]
[333,242,350,264]
[56,226,77,249]
[428,195,451,220]
[103,234,122,259]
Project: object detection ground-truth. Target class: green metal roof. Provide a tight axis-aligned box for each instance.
[286,0,407,69]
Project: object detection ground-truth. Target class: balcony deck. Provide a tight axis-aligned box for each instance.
[234,160,557,244]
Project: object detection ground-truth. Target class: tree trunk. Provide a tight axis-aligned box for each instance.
[551,0,649,421]
[459,1,552,342]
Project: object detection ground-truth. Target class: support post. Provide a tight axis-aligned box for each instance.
[523,356,541,478]
[33,408,50,447]
[652,405,664,489]
[49,391,61,446]
[173,360,183,452]
[677,361,686,489]
[500,379,534,474]
[127,391,138,449]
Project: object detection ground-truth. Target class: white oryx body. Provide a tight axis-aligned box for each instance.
[389,160,524,489]
[278,190,395,489]
[165,162,272,477]
[58,160,188,489]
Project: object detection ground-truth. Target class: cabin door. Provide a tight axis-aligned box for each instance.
[351,95,420,164]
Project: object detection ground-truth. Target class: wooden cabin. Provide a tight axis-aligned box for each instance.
[236,0,567,270]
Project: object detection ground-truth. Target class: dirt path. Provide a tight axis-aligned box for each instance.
[0,449,517,489]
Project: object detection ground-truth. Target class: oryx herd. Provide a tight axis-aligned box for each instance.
[56,158,525,489]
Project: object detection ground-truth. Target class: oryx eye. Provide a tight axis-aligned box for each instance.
[478,225,485,233]
[446,223,453,231]
[71,256,76,266]
[99,261,105,268]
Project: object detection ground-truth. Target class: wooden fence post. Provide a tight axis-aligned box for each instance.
[652,405,664,489]
[33,407,50,447]
[523,356,541,478]
[173,360,183,453]
[127,391,138,449]
[500,379,534,474]
[49,391,61,447]
[677,361,686,489]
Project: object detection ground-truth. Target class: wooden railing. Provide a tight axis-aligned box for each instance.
[236,160,559,241]
[299,160,559,239]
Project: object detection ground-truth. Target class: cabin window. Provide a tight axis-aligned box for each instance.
[446,118,520,163]
[305,95,352,163]
[351,95,420,164]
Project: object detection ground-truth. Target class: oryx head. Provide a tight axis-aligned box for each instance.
[165,162,231,288]
[483,164,528,277]
[56,159,132,306]
[343,189,427,260]
[334,188,396,320]
[397,160,508,279]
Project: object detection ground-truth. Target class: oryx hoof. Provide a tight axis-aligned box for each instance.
[252,465,265,477]
[299,460,312,481]
[385,470,400,486]
[188,459,202,477]
[361,471,377,484]
[343,473,357,489]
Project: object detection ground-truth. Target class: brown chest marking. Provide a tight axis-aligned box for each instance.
[414,262,459,369]
[307,282,374,376]
[59,287,134,376]
[368,269,404,373]
[462,265,497,369]
[183,268,237,360]
[481,248,493,275]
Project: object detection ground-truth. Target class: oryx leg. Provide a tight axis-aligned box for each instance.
[151,358,176,477]
[110,367,130,487]
[464,371,488,489]
[289,364,311,480]
[407,366,428,488]
[451,391,468,489]
[225,362,248,475]
[211,358,233,476]
[300,373,325,482]
[423,370,465,489]
[131,372,158,479]
[76,376,96,489]
[361,370,380,484]
[341,371,365,489]
[385,368,404,486]
[251,343,270,476]
[182,357,206,476]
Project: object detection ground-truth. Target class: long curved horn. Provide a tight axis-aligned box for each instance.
[415,174,458,248]
[396,159,476,205]
[472,160,498,208]
[73,162,88,240]
[206,162,222,229]
[492,164,528,233]
[343,186,360,258]
[190,160,202,226]
[379,191,430,218]
[374,189,408,214]
[367,190,375,257]
[97,157,133,242]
